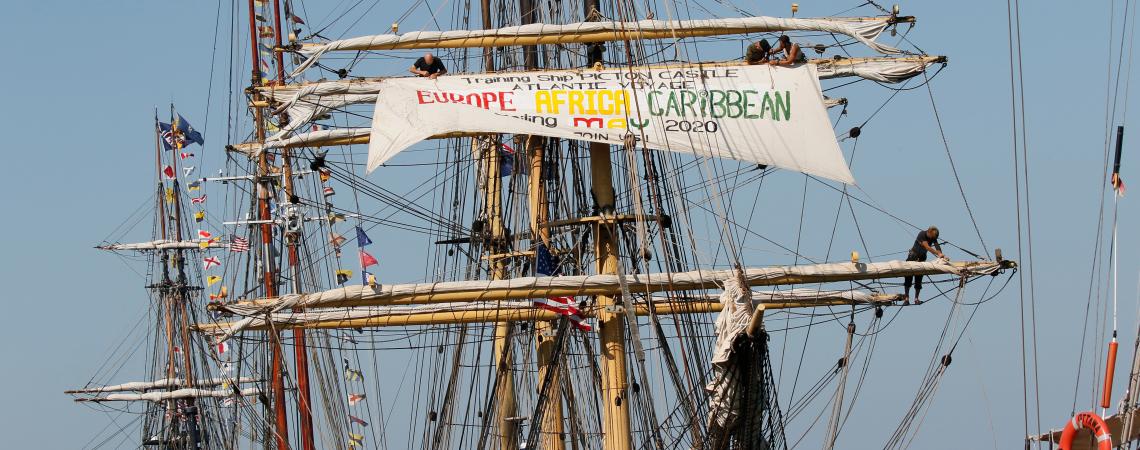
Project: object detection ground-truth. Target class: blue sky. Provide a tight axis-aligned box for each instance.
[0,0,1137,449]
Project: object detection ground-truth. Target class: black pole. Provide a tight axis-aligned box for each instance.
[1114,125,1125,176]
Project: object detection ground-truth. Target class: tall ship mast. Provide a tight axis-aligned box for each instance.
[69,1,1018,449]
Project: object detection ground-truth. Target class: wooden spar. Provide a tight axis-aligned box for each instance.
[272,0,315,447]
[293,16,913,54]
[196,295,898,333]
[261,55,943,96]
[212,259,1012,311]
[246,0,290,447]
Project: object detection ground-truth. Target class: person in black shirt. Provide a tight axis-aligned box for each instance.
[903,226,946,305]
[410,52,447,79]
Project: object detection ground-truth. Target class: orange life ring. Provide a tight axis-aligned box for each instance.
[1059,411,1112,450]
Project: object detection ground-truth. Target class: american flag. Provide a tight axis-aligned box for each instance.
[532,243,592,331]
[230,236,250,252]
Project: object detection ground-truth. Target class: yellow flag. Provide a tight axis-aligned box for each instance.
[194,211,206,222]
[207,275,221,286]
[199,240,211,249]
[165,188,175,203]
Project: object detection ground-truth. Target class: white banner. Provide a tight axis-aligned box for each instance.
[368,65,854,184]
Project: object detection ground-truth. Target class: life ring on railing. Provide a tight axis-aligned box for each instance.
[1059,411,1112,450]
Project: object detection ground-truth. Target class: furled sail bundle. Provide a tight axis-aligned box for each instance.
[97,239,227,251]
[76,388,262,403]
[291,15,907,75]
[65,377,258,394]
[203,259,1009,341]
[198,288,897,334]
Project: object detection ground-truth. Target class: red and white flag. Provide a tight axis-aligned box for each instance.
[163,165,175,179]
[191,195,207,204]
[532,296,592,331]
[230,236,250,252]
[203,256,221,270]
[180,152,195,160]
[348,393,366,405]
[197,229,212,240]
[359,250,378,268]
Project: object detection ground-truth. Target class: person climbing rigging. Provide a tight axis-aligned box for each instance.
[768,34,807,66]
[410,52,447,79]
[903,226,947,305]
[744,39,772,65]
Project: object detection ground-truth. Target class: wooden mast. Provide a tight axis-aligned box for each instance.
[585,0,633,448]
[519,0,566,445]
[153,111,183,444]
[271,0,315,448]
[478,3,519,449]
[484,137,519,450]
[247,0,290,447]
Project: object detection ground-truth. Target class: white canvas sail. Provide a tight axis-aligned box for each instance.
[368,65,856,183]
[263,57,939,140]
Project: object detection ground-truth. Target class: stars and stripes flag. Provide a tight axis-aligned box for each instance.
[203,256,221,270]
[230,236,250,253]
[533,243,592,331]
[533,296,593,331]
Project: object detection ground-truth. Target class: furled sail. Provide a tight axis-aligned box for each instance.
[66,377,259,394]
[202,259,1012,341]
[198,289,898,335]
[262,57,940,140]
[814,55,945,83]
[368,65,856,183]
[291,16,908,75]
[97,239,226,251]
[75,388,261,403]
